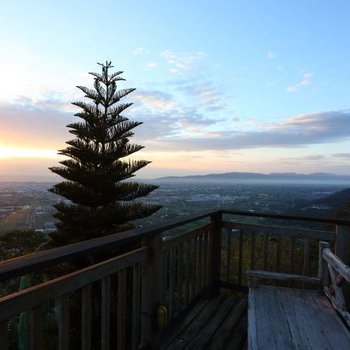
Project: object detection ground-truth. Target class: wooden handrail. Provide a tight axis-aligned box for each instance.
[221,208,350,225]
[0,247,148,323]
[0,208,346,283]
[0,209,218,282]
[223,221,335,241]
[323,248,350,283]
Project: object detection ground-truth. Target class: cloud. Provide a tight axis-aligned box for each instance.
[171,79,227,111]
[133,90,176,112]
[147,62,157,69]
[161,50,206,74]
[133,47,150,55]
[267,52,277,59]
[332,153,350,159]
[141,110,350,152]
[278,154,327,162]
[287,72,313,93]
[0,102,71,150]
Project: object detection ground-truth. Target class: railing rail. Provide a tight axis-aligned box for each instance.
[0,210,217,283]
[323,247,350,327]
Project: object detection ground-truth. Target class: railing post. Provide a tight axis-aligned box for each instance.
[0,322,8,350]
[318,241,330,289]
[336,224,350,309]
[141,234,162,349]
[210,211,222,295]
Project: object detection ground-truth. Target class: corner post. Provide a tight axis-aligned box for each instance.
[140,233,163,349]
[336,224,350,309]
[318,241,330,289]
[210,211,223,295]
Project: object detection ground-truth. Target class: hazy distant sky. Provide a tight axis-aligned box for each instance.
[1,1,350,180]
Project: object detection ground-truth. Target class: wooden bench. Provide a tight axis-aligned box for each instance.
[247,244,350,350]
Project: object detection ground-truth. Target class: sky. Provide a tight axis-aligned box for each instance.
[1,0,350,180]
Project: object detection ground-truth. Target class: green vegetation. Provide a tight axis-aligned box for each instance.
[49,61,161,245]
[0,229,48,260]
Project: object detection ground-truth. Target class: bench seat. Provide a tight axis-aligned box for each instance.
[248,285,350,350]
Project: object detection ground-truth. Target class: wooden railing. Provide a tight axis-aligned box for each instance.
[0,209,349,349]
[322,246,350,327]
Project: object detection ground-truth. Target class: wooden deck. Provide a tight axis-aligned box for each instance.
[160,293,248,349]
[248,286,350,350]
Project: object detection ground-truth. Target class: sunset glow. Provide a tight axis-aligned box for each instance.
[0,145,58,159]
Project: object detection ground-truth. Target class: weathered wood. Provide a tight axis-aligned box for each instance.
[263,233,268,271]
[117,269,127,349]
[187,296,236,348]
[140,234,162,348]
[162,294,248,350]
[101,276,111,350]
[0,322,8,350]
[207,231,213,286]
[131,264,141,350]
[132,264,141,350]
[30,306,42,350]
[222,221,335,241]
[162,223,214,250]
[0,210,218,283]
[250,232,256,270]
[210,212,222,294]
[160,297,210,349]
[246,270,321,284]
[323,248,350,282]
[207,297,247,350]
[275,235,281,272]
[248,286,350,349]
[226,228,232,282]
[238,230,243,287]
[81,285,92,350]
[335,224,350,266]
[318,241,330,287]
[169,247,175,321]
[198,235,203,292]
[177,244,184,312]
[57,295,69,350]
[203,232,209,287]
[0,247,148,323]
[221,208,350,225]
[303,239,310,276]
[166,295,225,349]
[322,247,350,326]
[289,236,295,275]
[327,263,346,310]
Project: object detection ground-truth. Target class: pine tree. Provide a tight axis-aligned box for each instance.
[49,61,161,245]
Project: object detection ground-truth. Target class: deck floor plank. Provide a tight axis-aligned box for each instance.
[249,286,350,350]
[161,293,247,350]
[208,298,248,350]
[186,295,239,349]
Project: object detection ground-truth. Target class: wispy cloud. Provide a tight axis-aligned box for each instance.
[133,90,176,112]
[133,47,150,55]
[287,72,313,93]
[267,52,277,59]
[0,103,70,149]
[139,110,350,151]
[171,79,227,111]
[332,153,350,159]
[161,50,206,74]
[146,62,157,69]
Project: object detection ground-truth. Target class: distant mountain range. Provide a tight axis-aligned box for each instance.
[157,172,350,184]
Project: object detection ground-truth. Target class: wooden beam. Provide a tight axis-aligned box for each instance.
[246,270,321,284]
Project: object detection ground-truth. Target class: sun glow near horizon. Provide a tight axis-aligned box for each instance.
[0,144,59,159]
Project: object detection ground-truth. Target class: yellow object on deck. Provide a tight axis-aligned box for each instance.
[157,304,168,329]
